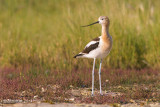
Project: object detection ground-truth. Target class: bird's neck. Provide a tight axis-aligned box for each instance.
[101,25,110,39]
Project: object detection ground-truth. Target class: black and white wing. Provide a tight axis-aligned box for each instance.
[74,37,100,58]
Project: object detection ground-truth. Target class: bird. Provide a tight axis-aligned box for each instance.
[74,16,112,96]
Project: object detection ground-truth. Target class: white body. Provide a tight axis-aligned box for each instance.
[79,36,112,59]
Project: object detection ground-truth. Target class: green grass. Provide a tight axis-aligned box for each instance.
[0,0,160,71]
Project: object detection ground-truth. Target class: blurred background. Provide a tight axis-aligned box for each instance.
[0,0,160,71]
[0,0,160,102]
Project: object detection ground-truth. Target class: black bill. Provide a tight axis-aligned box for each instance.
[81,21,99,27]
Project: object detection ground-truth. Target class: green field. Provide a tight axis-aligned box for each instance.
[0,0,160,104]
[0,0,160,70]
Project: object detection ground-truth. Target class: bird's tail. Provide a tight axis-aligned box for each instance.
[73,53,84,58]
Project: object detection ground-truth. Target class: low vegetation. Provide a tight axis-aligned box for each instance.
[0,67,160,104]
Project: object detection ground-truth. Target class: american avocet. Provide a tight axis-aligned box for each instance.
[74,16,112,96]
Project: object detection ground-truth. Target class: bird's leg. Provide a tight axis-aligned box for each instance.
[98,59,103,95]
[91,58,96,96]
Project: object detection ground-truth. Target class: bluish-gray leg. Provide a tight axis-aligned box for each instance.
[99,59,103,95]
[92,58,96,96]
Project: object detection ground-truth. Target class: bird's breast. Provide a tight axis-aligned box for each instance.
[100,36,112,52]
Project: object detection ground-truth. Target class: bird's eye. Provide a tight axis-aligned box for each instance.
[101,19,103,20]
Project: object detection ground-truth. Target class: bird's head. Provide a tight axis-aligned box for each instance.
[98,16,110,26]
[81,16,110,27]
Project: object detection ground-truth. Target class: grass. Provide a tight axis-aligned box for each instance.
[0,0,160,70]
[0,0,160,104]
